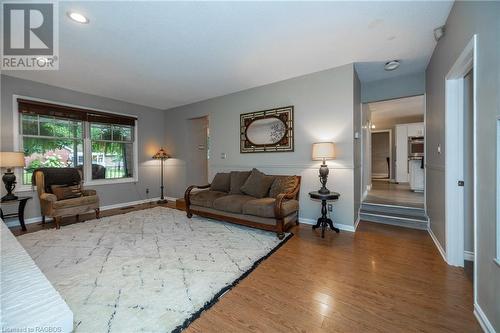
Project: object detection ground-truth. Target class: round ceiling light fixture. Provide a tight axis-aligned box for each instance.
[67,11,89,24]
[384,60,400,71]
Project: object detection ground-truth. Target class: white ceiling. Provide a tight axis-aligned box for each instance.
[369,95,425,123]
[5,1,453,110]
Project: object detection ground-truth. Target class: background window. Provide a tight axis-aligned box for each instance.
[21,114,84,185]
[90,123,134,180]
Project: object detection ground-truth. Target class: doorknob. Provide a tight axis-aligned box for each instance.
[458,180,464,186]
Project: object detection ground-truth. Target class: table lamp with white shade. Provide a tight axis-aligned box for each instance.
[0,152,26,201]
[312,142,336,194]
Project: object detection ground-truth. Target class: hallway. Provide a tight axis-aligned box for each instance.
[365,181,424,208]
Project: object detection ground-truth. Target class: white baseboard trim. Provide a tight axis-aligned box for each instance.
[464,250,474,261]
[299,217,356,232]
[427,226,447,264]
[3,196,164,228]
[474,303,496,333]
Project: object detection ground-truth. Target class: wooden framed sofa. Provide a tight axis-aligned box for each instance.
[184,169,301,239]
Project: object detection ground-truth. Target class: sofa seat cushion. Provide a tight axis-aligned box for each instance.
[243,198,299,218]
[53,195,98,209]
[190,190,227,208]
[213,194,255,214]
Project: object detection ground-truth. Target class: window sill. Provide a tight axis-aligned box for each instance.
[84,177,137,186]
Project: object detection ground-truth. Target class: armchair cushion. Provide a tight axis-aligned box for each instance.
[240,168,275,198]
[243,198,299,218]
[51,185,83,200]
[53,195,98,209]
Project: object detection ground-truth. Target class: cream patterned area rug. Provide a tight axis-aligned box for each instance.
[17,207,291,333]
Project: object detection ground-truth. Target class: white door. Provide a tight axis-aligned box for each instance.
[395,124,408,183]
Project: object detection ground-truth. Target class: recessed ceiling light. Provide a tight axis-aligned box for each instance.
[384,60,400,71]
[67,11,89,24]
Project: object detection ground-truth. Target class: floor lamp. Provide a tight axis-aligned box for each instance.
[152,147,170,204]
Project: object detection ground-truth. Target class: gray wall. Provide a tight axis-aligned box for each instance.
[164,64,359,228]
[361,72,425,103]
[426,1,499,329]
[0,75,166,224]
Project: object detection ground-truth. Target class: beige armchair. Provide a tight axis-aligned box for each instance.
[33,168,100,229]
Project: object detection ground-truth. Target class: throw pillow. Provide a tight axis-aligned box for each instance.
[240,168,275,198]
[210,172,231,192]
[51,185,83,200]
[269,176,297,198]
[229,171,251,194]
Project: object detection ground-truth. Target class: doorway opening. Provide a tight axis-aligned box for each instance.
[360,95,427,229]
[186,116,209,185]
[444,35,476,275]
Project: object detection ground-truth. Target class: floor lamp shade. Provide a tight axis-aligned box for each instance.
[311,142,335,194]
[0,152,25,201]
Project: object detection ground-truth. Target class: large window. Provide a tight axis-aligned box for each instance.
[18,98,137,186]
[21,114,84,185]
[90,123,134,180]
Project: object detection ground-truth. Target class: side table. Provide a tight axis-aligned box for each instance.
[309,191,340,238]
[0,196,32,231]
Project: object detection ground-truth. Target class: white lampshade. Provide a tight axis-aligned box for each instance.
[312,142,336,161]
[0,152,26,168]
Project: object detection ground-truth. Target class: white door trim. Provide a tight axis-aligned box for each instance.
[444,35,476,269]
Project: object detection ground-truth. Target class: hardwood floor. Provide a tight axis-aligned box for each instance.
[365,180,424,208]
[9,203,480,332]
[187,222,480,333]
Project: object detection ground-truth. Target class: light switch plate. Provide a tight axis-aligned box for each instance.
[221,152,227,159]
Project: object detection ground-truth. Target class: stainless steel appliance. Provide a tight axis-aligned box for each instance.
[408,136,424,157]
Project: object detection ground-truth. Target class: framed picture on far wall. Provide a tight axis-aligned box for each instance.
[240,106,294,153]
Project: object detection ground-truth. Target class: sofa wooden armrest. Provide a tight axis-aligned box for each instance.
[184,184,211,218]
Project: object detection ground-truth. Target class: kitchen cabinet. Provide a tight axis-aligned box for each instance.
[409,159,424,191]
[407,122,424,137]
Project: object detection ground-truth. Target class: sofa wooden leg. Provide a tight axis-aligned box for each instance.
[277,232,285,240]
[95,208,100,219]
[76,214,79,222]
[41,216,45,224]
[54,217,61,229]
[295,220,300,226]
[186,210,192,218]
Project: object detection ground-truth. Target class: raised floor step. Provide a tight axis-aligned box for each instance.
[360,202,428,230]
[361,202,426,218]
[359,212,428,230]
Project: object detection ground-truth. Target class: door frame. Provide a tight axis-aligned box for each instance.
[371,129,392,180]
[444,35,476,269]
